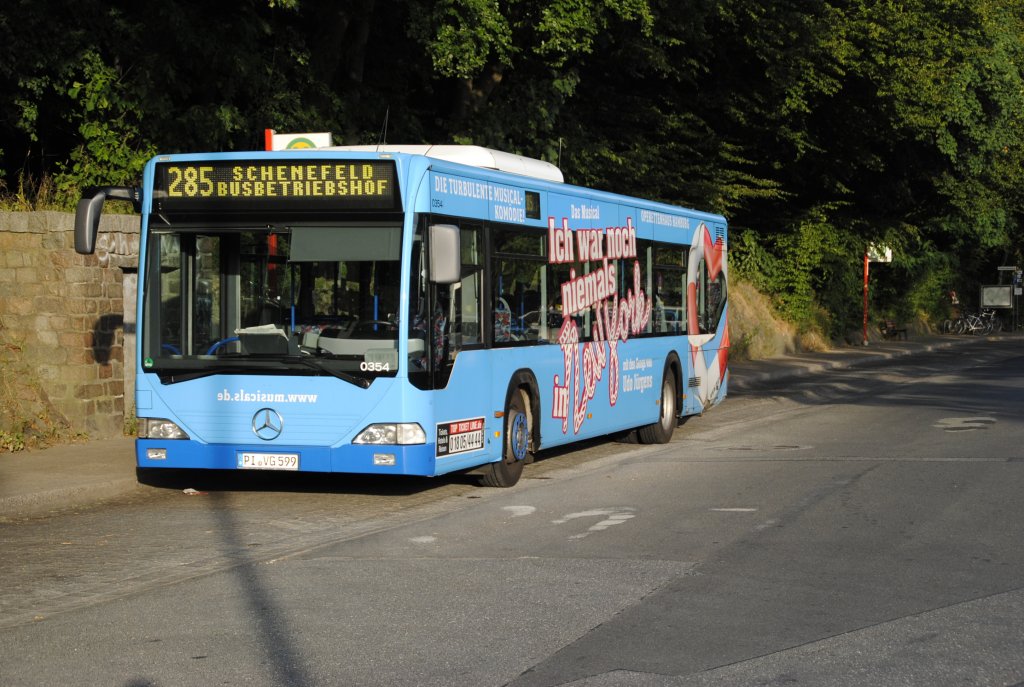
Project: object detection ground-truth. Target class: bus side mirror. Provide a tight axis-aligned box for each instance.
[74,186,141,255]
[428,223,461,284]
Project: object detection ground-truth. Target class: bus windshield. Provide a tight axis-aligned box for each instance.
[141,222,404,382]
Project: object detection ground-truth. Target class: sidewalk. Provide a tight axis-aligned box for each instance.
[0,436,139,519]
[0,334,994,519]
[725,333,980,392]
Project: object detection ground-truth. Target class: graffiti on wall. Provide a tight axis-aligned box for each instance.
[95,232,140,268]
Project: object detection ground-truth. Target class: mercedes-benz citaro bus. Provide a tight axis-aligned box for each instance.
[75,144,728,487]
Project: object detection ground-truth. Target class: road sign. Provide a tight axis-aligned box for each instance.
[263,129,333,151]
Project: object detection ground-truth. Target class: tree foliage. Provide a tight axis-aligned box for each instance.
[1,0,1022,336]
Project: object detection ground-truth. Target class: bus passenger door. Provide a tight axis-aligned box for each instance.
[420,223,493,469]
[684,222,728,415]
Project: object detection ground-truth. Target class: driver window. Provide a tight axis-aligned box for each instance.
[193,236,222,354]
[157,234,183,355]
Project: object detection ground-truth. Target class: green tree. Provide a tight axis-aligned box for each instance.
[2,0,1022,336]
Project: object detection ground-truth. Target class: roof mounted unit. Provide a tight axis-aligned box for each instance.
[326,144,564,183]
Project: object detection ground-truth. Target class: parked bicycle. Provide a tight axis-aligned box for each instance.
[982,308,1003,333]
[949,309,1001,335]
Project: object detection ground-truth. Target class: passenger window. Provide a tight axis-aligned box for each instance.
[492,227,547,344]
[653,246,686,335]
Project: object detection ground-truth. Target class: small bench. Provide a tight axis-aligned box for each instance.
[880,320,907,340]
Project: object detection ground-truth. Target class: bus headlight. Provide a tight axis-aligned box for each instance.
[353,423,426,445]
[139,418,190,440]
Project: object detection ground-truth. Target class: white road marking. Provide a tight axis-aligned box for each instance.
[934,417,997,432]
[553,508,637,539]
[502,506,537,518]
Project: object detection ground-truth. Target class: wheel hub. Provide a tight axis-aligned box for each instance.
[510,412,529,462]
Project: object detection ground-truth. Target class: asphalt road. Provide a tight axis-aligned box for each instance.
[1,339,1022,686]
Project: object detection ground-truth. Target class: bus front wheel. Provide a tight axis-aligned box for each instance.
[638,372,677,444]
[481,388,529,487]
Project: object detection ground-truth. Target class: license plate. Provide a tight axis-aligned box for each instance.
[238,452,300,470]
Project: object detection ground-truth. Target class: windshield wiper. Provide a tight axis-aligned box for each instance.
[152,356,372,388]
[156,361,252,384]
[153,360,370,387]
[286,356,371,389]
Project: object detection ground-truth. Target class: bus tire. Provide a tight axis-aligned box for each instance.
[638,372,677,444]
[481,388,529,487]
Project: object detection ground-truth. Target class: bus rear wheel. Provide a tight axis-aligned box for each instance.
[638,372,677,444]
[481,388,529,487]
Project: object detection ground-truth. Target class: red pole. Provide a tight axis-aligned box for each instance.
[862,252,869,346]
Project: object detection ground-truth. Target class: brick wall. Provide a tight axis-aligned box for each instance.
[0,211,139,440]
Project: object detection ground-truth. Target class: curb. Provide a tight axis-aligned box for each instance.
[0,477,145,520]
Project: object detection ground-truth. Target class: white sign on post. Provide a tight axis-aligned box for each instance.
[264,130,333,151]
[867,243,893,263]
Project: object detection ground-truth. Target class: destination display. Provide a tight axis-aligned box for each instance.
[153,159,400,213]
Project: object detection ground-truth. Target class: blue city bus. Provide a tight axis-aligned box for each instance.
[75,145,728,487]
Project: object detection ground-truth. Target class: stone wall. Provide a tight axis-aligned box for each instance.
[0,211,139,440]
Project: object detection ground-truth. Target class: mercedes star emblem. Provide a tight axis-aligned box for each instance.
[252,408,284,441]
